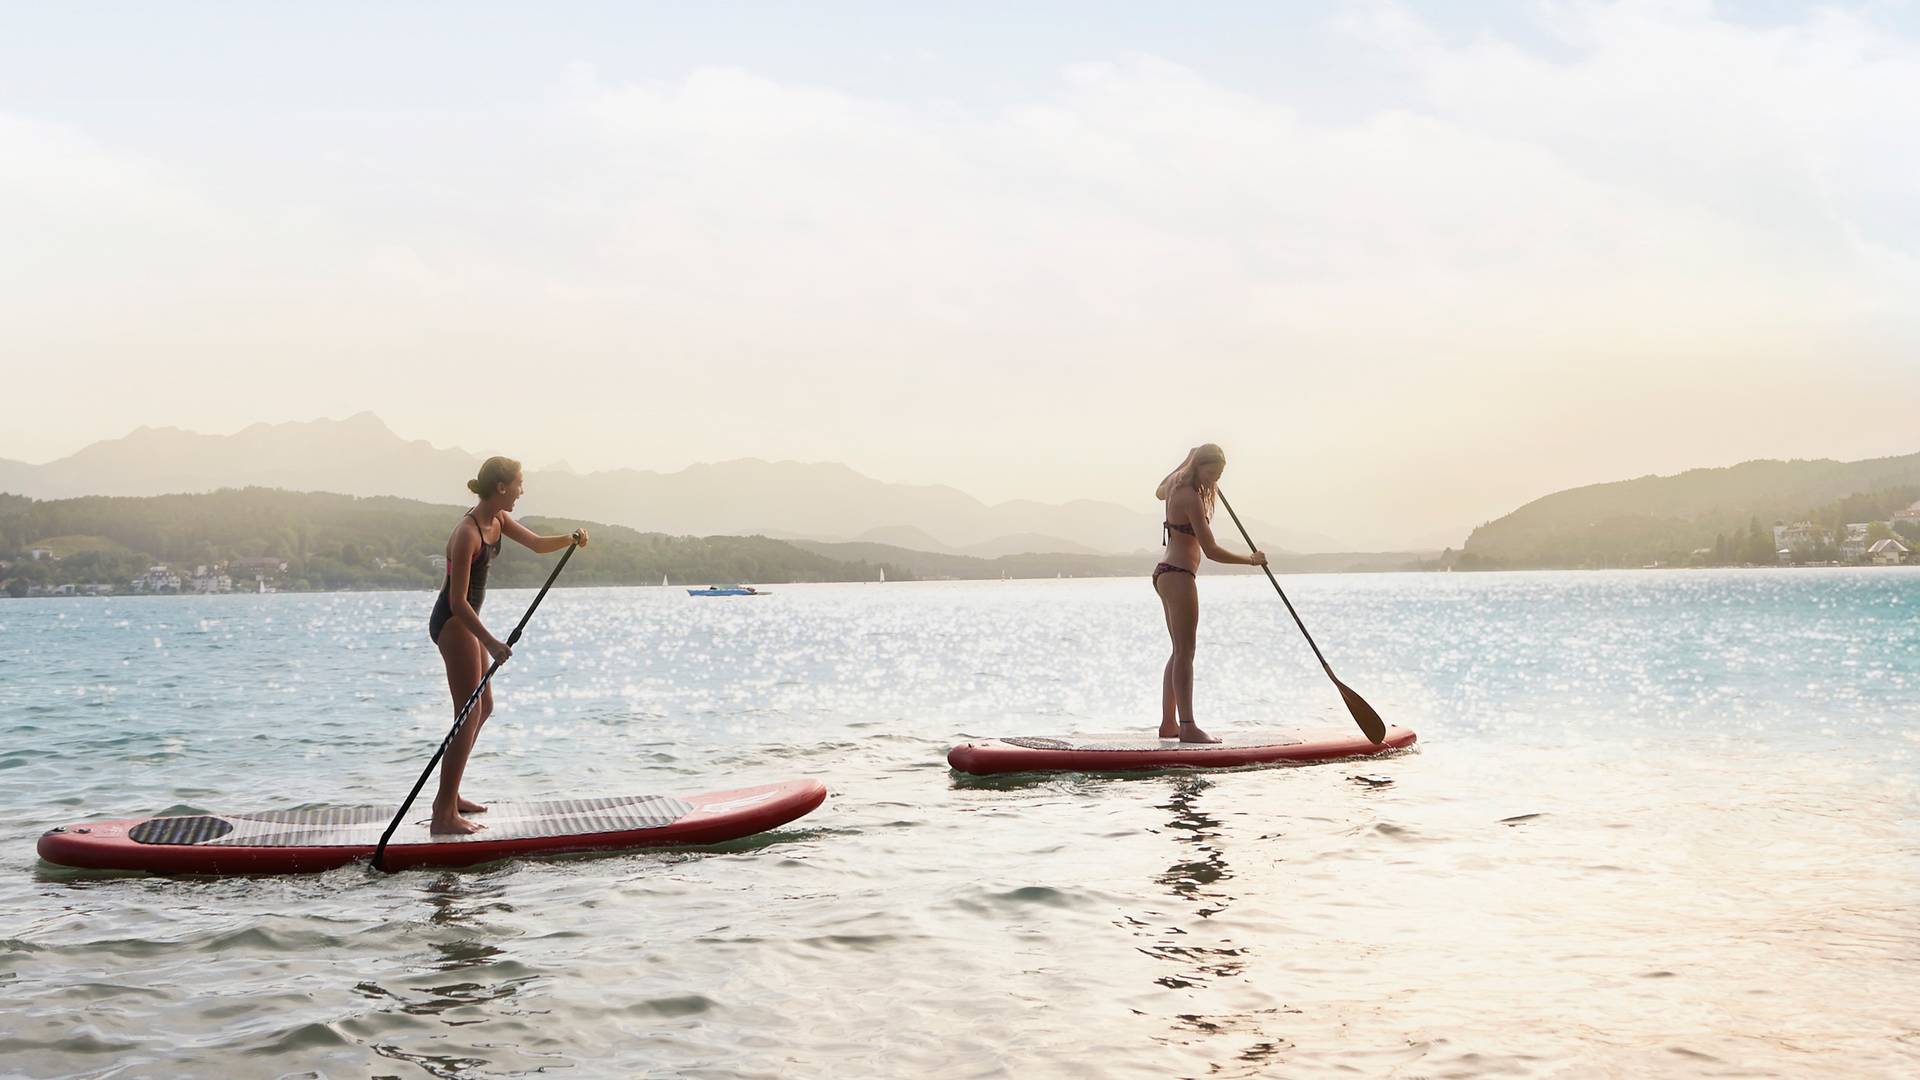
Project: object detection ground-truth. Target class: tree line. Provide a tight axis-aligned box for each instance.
[0,488,911,596]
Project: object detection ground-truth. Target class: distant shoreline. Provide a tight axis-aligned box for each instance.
[8,559,1915,601]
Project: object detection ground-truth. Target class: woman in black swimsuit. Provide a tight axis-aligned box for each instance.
[1153,444,1265,743]
[428,456,589,834]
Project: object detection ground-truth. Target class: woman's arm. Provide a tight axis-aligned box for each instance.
[500,514,588,554]
[1179,490,1266,566]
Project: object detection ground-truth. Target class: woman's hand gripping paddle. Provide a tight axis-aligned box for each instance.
[372,535,582,871]
[1217,491,1387,744]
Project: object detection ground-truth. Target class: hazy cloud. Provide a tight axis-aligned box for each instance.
[3,2,1916,548]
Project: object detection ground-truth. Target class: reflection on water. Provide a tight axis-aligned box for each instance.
[1155,778,1233,920]
[1126,776,1293,1076]
[364,875,528,1019]
[1137,778,1239,988]
[367,1041,496,1080]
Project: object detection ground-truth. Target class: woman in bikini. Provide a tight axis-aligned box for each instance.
[428,456,588,834]
[1153,444,1265,743]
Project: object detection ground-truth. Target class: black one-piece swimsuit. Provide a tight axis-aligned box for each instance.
[428,512,502,644]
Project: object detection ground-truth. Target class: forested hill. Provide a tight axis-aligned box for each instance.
[1459,452,1920,568]
[0,488,909,593]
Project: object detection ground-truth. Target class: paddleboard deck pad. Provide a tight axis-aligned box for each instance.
[37,779,827,874]
[947,726,1416,775]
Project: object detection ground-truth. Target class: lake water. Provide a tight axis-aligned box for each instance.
[2,570,1916,1078]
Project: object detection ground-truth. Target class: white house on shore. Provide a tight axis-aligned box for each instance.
[1868,538,1911,566]
[130,565,182,594]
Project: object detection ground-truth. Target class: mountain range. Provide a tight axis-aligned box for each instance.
[7,415,1913,572]
[0,413,1350,555]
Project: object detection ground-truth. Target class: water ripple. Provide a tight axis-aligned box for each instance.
[1,574,1916,1077]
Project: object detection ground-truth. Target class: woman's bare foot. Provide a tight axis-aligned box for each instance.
[1159,721,1180,739]
[457,796,487,814]
[1178,721,1222,744]
[430,801,487,835]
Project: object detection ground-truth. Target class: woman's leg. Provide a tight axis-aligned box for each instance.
[1160,653,1178,738]
[432,626,489,834]
[1155,571,1217,743]
[457,682,492,814]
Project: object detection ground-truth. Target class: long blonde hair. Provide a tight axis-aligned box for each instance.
[1158,444,1225,520]
[1187,443,1225,520]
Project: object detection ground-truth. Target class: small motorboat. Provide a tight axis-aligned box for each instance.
[687,585,770,597]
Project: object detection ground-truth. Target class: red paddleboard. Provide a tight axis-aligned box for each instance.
[948,726,1416,775]
[37,779,827,875]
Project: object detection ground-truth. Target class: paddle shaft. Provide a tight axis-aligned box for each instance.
[1216,491,1335,677]
[1214,489,1387,743]
[372,538,578,871]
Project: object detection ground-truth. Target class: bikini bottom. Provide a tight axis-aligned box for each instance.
[1152,562,1195,587]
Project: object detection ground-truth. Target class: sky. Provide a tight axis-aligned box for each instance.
[3,1,1918,550]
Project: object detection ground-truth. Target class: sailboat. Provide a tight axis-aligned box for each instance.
[879,567,886,583]
[661,573,669,587]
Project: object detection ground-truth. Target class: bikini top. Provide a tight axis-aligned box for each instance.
[1163,520,1196,545]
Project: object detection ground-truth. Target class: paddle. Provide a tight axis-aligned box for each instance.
[1216,491,1388,744]
[372,534,581,871]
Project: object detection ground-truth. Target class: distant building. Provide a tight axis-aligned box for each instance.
[1839,523,1872,561]
[1895,500,1920,525]
[30,547,53,561]
[1772,522,1829,554]
[130,565,182,594]
[1868,538,1910,566]
[428,554,448,576]
[191,565,233,594]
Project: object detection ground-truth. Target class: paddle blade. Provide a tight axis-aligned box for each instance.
[1336,679,1388,744]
